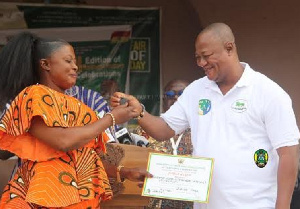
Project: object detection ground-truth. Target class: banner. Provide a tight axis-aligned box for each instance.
[70,27,132,94]
[0,3,161,117]
[0,25,132,96]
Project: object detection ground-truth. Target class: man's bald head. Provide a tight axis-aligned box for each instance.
[194,23,241,84]
[197,23,235,45]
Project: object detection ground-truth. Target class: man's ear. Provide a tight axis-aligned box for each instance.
[225,42,234,54]
[40,59,50,71]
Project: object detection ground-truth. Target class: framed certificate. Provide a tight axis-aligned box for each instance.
[142,153,214,203]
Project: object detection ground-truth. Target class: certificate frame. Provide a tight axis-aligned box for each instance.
[142,153,214,203]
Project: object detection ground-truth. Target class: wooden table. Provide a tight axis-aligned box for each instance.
[101,143,157,209]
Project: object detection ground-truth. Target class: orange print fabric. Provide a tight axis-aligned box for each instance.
[0,84,112,209]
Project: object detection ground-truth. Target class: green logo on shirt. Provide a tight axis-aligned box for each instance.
[231,99,247,113]
[198,99,211,115]
[254,149,268,168]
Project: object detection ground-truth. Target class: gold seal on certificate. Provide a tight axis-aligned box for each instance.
[142,153,214,203]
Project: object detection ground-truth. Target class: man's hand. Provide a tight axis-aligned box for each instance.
[110,92,143,118]
[276,144,299,209]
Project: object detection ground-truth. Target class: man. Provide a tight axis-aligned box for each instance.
[100,79,120,105]
[147,79,192,155]
[70,85,111,115]
[162,79,190,113]
[111,23,300,209]
[291,165,300,209]
[146,79,193,209]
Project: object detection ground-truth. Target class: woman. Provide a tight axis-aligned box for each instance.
[0,32,146,208]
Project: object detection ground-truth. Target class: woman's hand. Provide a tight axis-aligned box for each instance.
[121,167,153,187]
[110,92,143,118]
[110,104,136,124]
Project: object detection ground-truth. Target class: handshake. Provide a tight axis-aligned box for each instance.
[110,92,145,120]
[108,92,148,147]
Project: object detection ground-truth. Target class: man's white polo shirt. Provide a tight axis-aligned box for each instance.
[161,62,300,209]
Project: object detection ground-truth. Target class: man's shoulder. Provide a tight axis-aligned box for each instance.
[243,63,283,89]
[246,67,290,100]
[251,71,284,91]
[188,76,209,89]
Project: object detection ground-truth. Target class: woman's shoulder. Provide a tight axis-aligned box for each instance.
[23,84,54,94]
[16,84,52,100]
